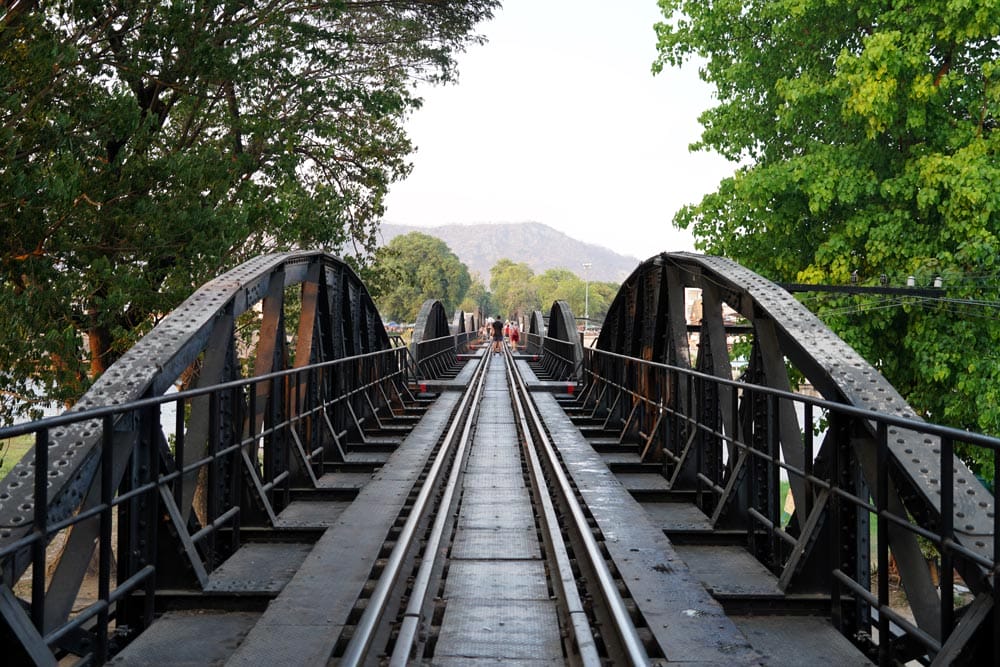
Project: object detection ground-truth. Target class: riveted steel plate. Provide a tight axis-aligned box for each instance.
[451,361,478,386]
[433,599,562,660]
[108,611,259,666]
[641,501,714,531]
[615,472,672,493]
[274,500,352,528]
[514,360,540,382]
[599,451,642,464]
[733,615,872,665]
[204,542,313,594]
[457,500,534,530]
[444,559,550,600]
[450,528,541,560]
[673,545,783,597]
[315,471,373,490]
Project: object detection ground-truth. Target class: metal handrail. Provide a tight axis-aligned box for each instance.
[580,345,1000,662]
[0,345,410,662]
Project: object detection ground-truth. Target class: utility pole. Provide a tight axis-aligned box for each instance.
[582,262,592,328]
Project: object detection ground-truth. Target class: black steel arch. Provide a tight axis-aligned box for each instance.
[451,310,466,334]
[593,251,994,649]
[0,251,395,637]
[542,301,583,381]
[409,300,462,380]
[410,300,450,358]
[527,310,546,355]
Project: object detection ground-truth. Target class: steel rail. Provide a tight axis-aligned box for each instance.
[388,349,491,665]
[508,353,652,665]
[503,348,602,666]
[340,349,490,666]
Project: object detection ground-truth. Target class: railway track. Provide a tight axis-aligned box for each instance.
[336,346,655,665]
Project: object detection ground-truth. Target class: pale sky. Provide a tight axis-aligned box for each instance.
[382,0,736,262]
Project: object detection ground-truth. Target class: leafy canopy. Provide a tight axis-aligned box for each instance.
[654,1,1000,439]
[375,232,471,322]
[0,0,497,422]
[485,260,617,325]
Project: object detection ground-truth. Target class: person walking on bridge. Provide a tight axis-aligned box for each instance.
[491,317,504,354]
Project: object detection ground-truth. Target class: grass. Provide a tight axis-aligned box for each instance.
[0,434,34,478]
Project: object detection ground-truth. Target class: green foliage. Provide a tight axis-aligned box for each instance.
[655,1,1000,449]
[0,0,497,423]
[459,277,495,320]
[532,269,616,325]
[481,261,619,325]
[375,232,471,322]
[489,259,539,319]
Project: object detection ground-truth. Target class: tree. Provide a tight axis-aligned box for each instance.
[459,276,495,322]
[0,1,497,422]
[654,1,1000,441]
[489,259,539,319]
[585,281,617,326]
[376,232,471,322]
[534,268,583,313]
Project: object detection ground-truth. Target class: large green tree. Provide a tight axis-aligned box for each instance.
[655,1,1000,439]
[0,1,496,421]
[459,276,495,322]
[490,259,539,319]
[376,232,471,322]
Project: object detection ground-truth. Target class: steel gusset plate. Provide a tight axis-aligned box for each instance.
[0,252,389,572]
[601,252,992,567]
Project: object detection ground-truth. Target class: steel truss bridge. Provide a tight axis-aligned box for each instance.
[0,250,998,665]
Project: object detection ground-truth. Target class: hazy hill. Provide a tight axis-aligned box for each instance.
[377,222,641,283]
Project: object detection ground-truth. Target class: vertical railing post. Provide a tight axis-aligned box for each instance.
[207,391,220,569]
[940,436,954,642]
[767,392,779,563]
[31,427,48,632]
[97,415,114,662]
[143,404,160,627]
[174,396,185,511]
[876,421,889,666]
[803,403,814,520]
[747,385,757,555]
[829,410,842,631]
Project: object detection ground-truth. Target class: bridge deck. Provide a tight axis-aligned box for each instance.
[109,355,871,666]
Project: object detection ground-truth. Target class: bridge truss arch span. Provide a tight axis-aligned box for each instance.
[0,251,411,660]
[540,301,583,382]
[589,251,996,660]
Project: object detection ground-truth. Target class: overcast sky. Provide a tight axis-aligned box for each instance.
[381,0,736,263]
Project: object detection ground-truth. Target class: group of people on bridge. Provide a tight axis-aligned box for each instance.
[482,316,520,354]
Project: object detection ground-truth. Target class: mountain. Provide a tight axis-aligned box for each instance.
[377,222,641,283]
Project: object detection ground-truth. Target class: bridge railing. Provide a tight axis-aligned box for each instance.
[579,346,999,664]
[535,335,580,381]
[413,332,476,380]
[0,346,411,664]
[524,332,544,355]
